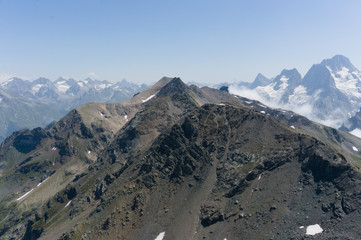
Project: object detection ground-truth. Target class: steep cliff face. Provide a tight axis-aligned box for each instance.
[0,78,360,240]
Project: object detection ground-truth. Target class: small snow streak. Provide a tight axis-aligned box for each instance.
[64,200,72,208]
[260,111,266,114]
[154,232,165,240]
[16,189,34,201]
[290,125,295,129]
[142,94,156,103]
[37,177,50,187]
[352,146,358,152]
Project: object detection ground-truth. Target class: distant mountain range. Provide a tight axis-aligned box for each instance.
[229,55,361,133]
[0,77,147,142]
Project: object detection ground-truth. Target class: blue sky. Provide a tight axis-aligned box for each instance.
[0,0,360,84]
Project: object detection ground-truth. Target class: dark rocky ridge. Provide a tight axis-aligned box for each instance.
[0,78,360,239]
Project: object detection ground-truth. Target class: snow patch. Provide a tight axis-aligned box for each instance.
[279,76,289,90]
[154,232,165,240]
[290,125,295,129]
[142,94,156,103]
[56,83,70,93]
[32,84,43,93]
[64,200,72,208]
[16,189,34,201]
[37,177,49,187]
[260,111,266,114]
[350,128,361,138]
[124,115,128,120]
[306,224,323,236]
[299,226,304,229]
[352,146,358,152]
[326,66,361,98]
[99,112,104,117]
[88,151,91,154]
[97,84,108,89]
[258,174,262,180]
[52,147,57,151]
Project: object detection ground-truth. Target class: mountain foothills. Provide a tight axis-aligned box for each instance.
[231,55,361,131]
[0,77,360,240]
[0,77,147,142]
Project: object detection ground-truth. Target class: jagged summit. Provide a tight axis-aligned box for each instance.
[321,55,358,72]
[275,68,302,89]
[250,73,271,88]
[302,64,337,92]
[157,77,189,97]
[279,68,301,78]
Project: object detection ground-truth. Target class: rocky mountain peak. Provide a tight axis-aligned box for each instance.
[250,73,271,88]
[302,64,337,92]
[321,55,358,72]
[157,77,189,97]
[33,77,56,88]
[280,68,301,78]
[273,68,302,91]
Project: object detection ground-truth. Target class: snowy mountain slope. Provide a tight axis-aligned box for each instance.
[230,55,361,130]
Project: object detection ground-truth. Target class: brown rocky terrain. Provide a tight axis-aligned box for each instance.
[0,78,360,240]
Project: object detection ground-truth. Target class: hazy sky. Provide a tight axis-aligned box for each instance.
[0,0,360,84]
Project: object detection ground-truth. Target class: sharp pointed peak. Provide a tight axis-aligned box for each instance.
[255,73,269,79]
[158,77,188,96]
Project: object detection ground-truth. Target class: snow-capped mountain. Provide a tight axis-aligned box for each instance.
[230,55,361,129]
[0,77,147,142]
